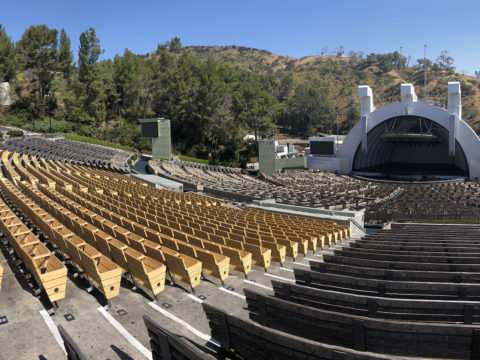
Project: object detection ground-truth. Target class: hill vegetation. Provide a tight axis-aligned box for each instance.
[1,25,479,166]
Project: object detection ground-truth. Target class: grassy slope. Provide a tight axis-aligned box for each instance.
[61,133,133,152]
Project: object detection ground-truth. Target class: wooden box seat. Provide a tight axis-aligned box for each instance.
[59,177,317,259]
[38,183,168,299]
[27,252,67,302]
[143,241,201,291]
[78,244,122,300]
[124,247,166,297]
[54,185,242,281]
[175,241,229,282]
[0,193,67,304]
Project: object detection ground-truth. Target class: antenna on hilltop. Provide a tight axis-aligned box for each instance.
[399,45,403,84]
[424,44,427,100]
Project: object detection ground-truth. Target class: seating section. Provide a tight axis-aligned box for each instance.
[195,224,480,359]
[0,135,132,173]
[150,160,399,209]
[143,315,215,360]
[3,145,480,358]
[0,150,344,308]
[150,159,480,223]
[202,302,416,360]
[366,182,480,222]
[0,182,67,304]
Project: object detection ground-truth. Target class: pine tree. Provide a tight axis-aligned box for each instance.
[0,25,17,82]
[17,25,58,116]
[57,28,73,79]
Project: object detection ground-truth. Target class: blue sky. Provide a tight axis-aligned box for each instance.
[2,0,480,75]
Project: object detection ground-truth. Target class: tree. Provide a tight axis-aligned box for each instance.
[57,28,73,79]
[76,28,106,124]
[0,25,17,82]
[474,71,480,79]
[435,50,455,71]
[343,104,359,132]
[114,49,141,118]
[232,84,278,147]
[78,27,102,83]
[167,37,182,53]
[17,25,58,115]
[285,81,334,137]
[335,46,344,57]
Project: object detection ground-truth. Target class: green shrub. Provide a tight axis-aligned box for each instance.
[178,155,240,168]
[6,130,24,137]
[127,153,138,168]
[179,155,209,164]
[1,113,27,128]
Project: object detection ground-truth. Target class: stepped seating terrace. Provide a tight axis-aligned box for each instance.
[0,135,132,173]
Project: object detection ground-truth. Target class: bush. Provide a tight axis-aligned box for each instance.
[1,113,27,128]
[6,130,24,137]
[25,118,74,133]
[179,155,209,164]
[127,153,138,168]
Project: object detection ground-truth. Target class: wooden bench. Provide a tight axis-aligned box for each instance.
[143,315,215,360]
[335,247,480,264]
[351,241,480,252]
[202,302,412,360]
[57,325,87,360]
[294,268,480,301]
[310,260,480,283]
[323,253,480,273]
[244,288,480,359]
[341,245,480,257]
[271,280,480,324]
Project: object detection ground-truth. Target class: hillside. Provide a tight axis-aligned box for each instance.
[177,45,480,131]
[4,24,480,166]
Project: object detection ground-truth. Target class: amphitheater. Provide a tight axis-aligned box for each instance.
[1,85,480,359]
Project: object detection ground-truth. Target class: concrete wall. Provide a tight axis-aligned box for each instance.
[259,139,276,174]
[275,156,306,170]
[247,199,366,238]
[152,119,172,160]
